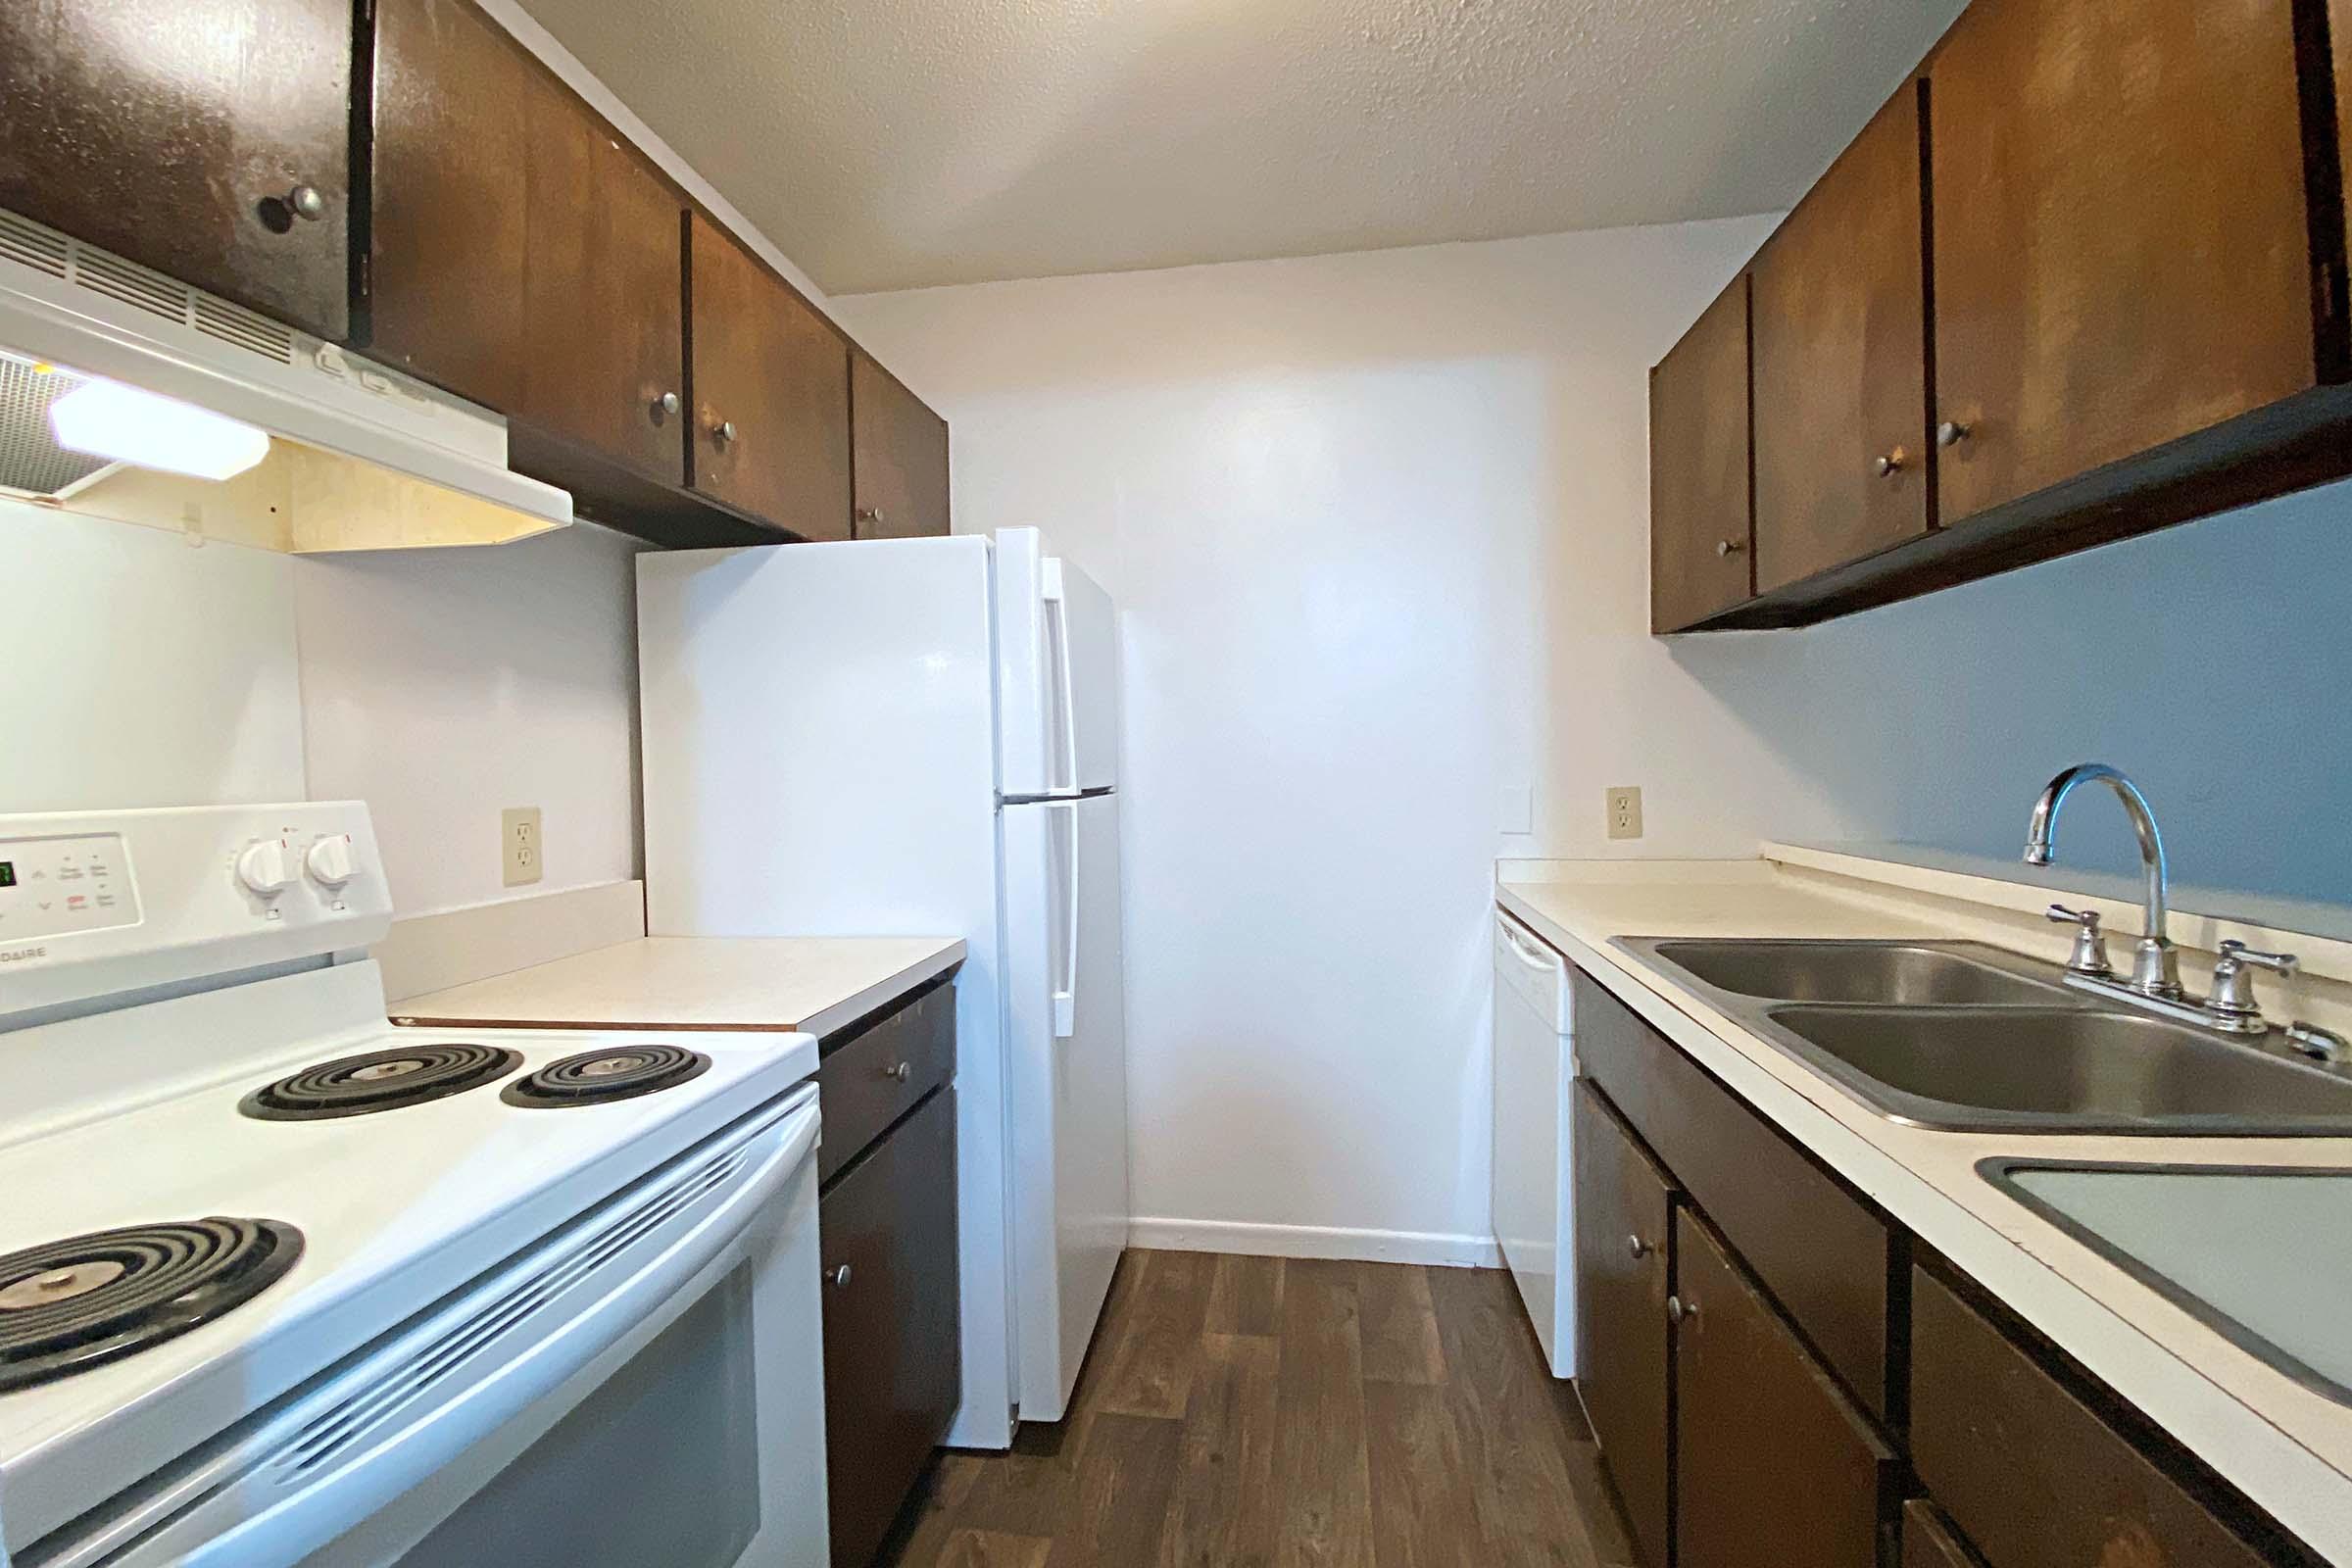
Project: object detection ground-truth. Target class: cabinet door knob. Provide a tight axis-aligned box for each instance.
[882,1059,910,1082]
[1714,538,1745,558]
[830,1263,853,1290]
[710,418,738,447]
[1936,419,1972,449]
[1666,1294,1696,1326]
[286,183,327,221]
[856,506,885,525]
[1626,1234,1650,1260]
[1872,451,1907,478]
[653,391,681,420]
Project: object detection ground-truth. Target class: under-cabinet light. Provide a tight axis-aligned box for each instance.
[48,377,271,481]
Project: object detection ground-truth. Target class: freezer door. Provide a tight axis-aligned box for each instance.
[1045,557,1120,795]
[1001,791,1130,1421]
[995,528,1120,798]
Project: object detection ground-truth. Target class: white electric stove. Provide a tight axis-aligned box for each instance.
[0,805,828,1568]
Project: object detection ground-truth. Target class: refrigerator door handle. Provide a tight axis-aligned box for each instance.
[1045,563,1081,795]
[1049,798,1080,1038]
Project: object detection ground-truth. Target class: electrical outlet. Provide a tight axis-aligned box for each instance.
[502,807,543,887]
[1498,784,1534,836]
[1605,786,1644,841]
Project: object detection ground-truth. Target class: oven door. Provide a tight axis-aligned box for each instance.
[31,1087,826,1568]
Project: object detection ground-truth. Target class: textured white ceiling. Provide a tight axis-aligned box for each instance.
[516,0,1969,295]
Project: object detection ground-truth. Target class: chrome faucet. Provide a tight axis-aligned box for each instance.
[2024,763,2182,998]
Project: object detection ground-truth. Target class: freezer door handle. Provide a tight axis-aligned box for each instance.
[1044,562,1081,795]
[1049,798,1080,1037]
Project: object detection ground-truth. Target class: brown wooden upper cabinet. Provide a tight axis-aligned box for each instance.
[689,214,854,541]
[1752,80,1930,594]
[0,0,354,339]
[852,352,952,539]
[1648,274,1753,632]
[1927,0,2317,525]
[371,0,687,491]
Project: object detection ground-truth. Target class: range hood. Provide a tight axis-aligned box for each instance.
[0,208,570,551]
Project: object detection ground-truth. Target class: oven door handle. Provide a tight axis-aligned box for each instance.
[44,1090,820,1568]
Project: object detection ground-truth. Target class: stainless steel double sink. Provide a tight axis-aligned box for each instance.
[1612,938,2352,1136]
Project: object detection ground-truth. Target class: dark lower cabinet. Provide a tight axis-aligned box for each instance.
[1673,1207,1896,1568]
[1559,946,2321,1568]
[1911,1266,2279,1568]
[1901,1499,1985,1568]
[1571,1081,1676,1568]
[0,0,353,339]
[819,1084,960,1568]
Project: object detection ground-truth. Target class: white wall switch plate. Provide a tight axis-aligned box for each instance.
[1499,784,1534,836]
[502,806,543,887]
[1605,786,1643,841]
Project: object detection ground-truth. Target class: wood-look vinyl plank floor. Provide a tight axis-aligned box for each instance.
[877,1251,1639,1568]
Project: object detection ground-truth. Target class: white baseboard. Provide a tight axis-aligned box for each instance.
[1128,1216,1500,1269]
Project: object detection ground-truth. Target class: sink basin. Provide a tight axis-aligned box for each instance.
[1766,1005,2352,1134]
[1641,938,2068,1005]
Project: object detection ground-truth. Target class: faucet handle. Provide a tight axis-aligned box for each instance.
[2210,940,2298,1024]
[2218,939,2297,976]
[2047,905,2113,977]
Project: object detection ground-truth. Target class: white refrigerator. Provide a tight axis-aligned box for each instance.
[636,527,1131,1446]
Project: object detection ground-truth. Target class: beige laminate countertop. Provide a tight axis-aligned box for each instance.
[1497,851,2352,1564]
[390,936,965,1041]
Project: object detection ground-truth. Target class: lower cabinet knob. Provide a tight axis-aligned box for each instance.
[710,418,739,446]
[653,391,681,420]
[1666,1294,1696,1326]
[1936,419,1973,448]
[286,183,327,221]
[1714,538,1745,558]
[1873,451,1906,478]
[831,1264,853,1290]
[1626,1234,1650,1260]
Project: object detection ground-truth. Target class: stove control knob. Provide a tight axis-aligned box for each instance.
[236,838,291,899]
[305,835,358,889]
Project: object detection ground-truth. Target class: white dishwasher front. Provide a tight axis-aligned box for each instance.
[1493,909,1575,1376]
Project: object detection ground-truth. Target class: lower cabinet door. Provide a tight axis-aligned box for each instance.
[819,1086,960,1568]
[1572,1081,1676,1568]
[1674,1207,1897,1568]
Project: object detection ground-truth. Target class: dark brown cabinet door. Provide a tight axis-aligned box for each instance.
[522,101,688,487]
[1911,1266,2277,1568]
[1572,1081,1676,1568]
[1648,275,1753,632]
[368,0,533,408]
[1929,0,2315,525]
[1901,1500,1987,1568]
[1753,81,1930,593]
[851,352,951,539]
[820,1086,961,1568]
[1674,1207,1896,1568]
[0,0,353,338]
[690,214,854,539]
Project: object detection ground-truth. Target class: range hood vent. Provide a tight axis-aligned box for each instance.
[0,208,570,552]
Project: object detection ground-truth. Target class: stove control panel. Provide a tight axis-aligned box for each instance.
[0,803,393,1020]
[0,831,141,942]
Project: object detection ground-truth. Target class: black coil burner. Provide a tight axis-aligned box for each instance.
[0,1217,303,1393]
[240,1044,523,1121]
[502,1045,711,1108]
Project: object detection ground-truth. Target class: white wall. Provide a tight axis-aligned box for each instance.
[295,521,646,916]
[2,503,645,921]
[836,219,1811,1258]
[0,498,306,810]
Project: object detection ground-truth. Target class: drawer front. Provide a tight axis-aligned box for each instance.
[817,980,956,1182]
[1911,1267,2274,1568]
[1902,1500,1985,1568]
[1675,1207,1898,1568]
[820,1086,961,1568]
[1573,1081,1677,1568]
[1573,971,1892,1415]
